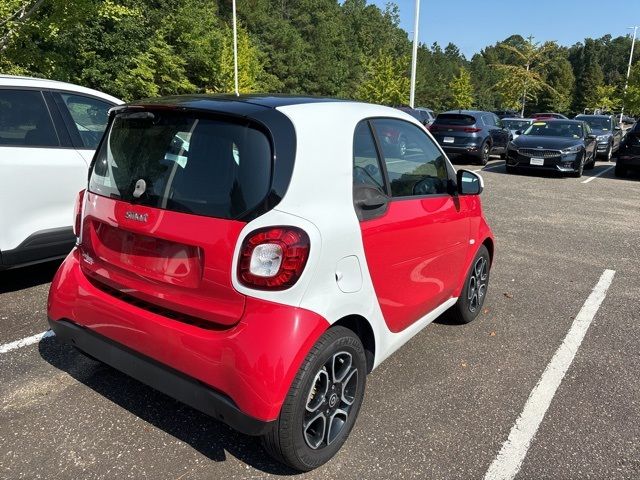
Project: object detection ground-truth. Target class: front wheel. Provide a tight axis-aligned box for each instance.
[448,245,491,324]
[571,159,584,178]
[261,327,367,471]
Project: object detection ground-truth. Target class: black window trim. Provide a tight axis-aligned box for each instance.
[366,116,457,202]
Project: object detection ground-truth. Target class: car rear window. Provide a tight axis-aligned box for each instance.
[433,114,476,126]
[90,111,272,219]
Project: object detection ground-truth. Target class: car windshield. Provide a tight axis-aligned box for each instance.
[522,121,584,138]
[503,120,531,130]
[579,117,611,131]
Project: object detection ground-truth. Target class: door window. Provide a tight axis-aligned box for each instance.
[0,89,59,147]
[353,122,386,193]
[371,118,450,197]
[61,93,113,149]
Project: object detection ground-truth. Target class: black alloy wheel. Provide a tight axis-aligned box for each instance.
[448,245,491,324]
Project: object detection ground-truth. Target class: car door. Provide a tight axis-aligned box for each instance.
[488,114,509,151]
[0,88,87,263]
[353,118,470,333]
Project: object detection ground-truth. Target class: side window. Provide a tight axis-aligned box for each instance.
[494,115,503,128]
[61,93,113,149]
[371,118,450,198]
[0,89,59,147]
[353,121,386,192]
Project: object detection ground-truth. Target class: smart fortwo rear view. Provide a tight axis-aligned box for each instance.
[48,95,495,471]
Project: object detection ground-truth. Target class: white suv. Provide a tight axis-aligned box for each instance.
[0,75,122,269]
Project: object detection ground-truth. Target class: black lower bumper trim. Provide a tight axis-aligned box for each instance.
[48,319,274,436]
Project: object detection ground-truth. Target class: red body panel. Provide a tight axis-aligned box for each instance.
[360,195,471,332]
[48,249,329,421]
[80,192,246,326]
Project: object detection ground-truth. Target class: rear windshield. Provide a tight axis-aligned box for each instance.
[433,114,476,126]
[503,119,532,130]
[90,111,272,219]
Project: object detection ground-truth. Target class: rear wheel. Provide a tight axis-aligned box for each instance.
[615,162,627,177]
[261,327,366,471]
[448,245,491,324]
[478,141,490,165]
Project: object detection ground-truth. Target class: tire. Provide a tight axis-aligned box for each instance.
[571,158,584,178]
[478,140,490,165]
[448,245,491,324]
[585,150,596,170]
[615,162,627,177]
[261,326,367,471]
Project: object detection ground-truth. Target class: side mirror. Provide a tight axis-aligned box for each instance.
[515,130,522,136]
[457,169,484,195]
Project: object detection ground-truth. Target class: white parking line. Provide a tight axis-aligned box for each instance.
[582,166,615,184]
[484,269,615,480]
[0,330,55,354]
[473,162,505,173]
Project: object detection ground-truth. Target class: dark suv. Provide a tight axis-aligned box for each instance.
[429,110,510,164]
[574,114,623,160]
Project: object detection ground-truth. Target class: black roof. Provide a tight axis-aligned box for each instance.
[441,110,492,115]
[117,94,347,116]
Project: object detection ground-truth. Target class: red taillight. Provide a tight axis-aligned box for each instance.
[73,189,86,238]
[238,227,310,290]
[463,127,482,133]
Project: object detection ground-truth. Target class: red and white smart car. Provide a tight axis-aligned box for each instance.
[48,96,494,470]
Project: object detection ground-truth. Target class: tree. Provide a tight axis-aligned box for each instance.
[590,84,620,113]
[448,67,474,109]
[355,50,409,105]
[217,25,263,94]
[492,36,558,115]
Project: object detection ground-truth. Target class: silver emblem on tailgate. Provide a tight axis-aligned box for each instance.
[124,211,148,222]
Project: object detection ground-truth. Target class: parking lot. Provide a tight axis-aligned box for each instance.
[0,159,639,479]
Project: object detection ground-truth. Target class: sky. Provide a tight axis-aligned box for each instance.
[369,0,640,59]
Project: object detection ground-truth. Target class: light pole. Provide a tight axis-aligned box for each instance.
[232,0,239,96]
[621,25,638,120]
[409,0,420,108]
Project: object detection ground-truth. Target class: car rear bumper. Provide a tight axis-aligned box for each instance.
[48,318,274,435]
[47,248,329,425]
[440,144,481,155]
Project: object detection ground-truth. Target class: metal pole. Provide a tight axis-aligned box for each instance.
[521,62,529,117]
[621,26,638,119]
[409,0,420,108]
[232,0,239,96]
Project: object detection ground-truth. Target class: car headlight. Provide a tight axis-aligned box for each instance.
[596,134,609,142]
[560,145,581,154]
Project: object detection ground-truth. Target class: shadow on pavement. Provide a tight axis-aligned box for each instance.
[0,259,62,294]
[38,339,298,476]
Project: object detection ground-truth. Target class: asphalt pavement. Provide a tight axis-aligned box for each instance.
[0,158,638,479]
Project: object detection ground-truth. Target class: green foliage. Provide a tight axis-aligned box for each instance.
[448,67,474,109]
[355,50,409,105]
[0,1,637,116]
[591,84,620,112]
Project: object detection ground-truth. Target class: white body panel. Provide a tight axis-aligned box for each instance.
[231,102,459,369]
[0,75,122,256]
[0,147,88,251]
